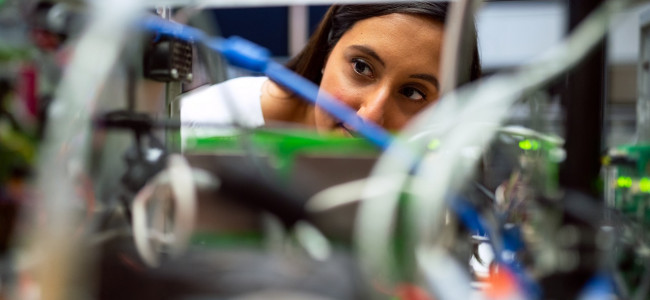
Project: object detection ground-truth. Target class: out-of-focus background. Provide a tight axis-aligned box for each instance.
[0,1,648,300]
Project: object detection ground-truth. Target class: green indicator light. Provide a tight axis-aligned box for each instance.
[617,176,633,188]
[531,140,540,150]
[640,178,650,193]
[518,139,539,151]
[519,140,532,150]
[428,139,441,150]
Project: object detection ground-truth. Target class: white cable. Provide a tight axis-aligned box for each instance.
[498,125,564,146]
[294,221,332,261]
[167,154,198,256]
[33,1,144,298]
[355,0,638,299]
[411,0,634,247]
[439,0,483,95]
[305,174,405,213]
[417,247,478,300]
[132,154,199,267]
[132,180,158,266]
[354,0,481,294]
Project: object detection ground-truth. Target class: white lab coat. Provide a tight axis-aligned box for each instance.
[180,76,267,148]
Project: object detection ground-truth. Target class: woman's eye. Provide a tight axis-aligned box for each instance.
[401,87,426,101]
[351,59,373,77]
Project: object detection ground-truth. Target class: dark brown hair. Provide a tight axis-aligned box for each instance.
[285,2,481,86]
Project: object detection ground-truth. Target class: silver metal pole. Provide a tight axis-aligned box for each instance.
[157,6,183,152]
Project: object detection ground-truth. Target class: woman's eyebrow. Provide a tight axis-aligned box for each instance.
[349,45,385,67]
[409,74,439,90]
[348,45,439,89]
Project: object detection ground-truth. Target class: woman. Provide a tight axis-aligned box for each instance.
[181,2,481,139]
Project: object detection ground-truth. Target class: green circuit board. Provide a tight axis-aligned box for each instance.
[184,128,381,174]
[606,144,650,222]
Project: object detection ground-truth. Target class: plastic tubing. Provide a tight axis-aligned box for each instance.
[34,1,145,299]
[355,0,638,299]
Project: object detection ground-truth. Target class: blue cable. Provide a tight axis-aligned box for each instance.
[449,195,542,299]
[264,63,394,149]
[141,15,555,298]
[140,16,394,150]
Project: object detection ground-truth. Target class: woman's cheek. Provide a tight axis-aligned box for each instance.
[322,73,357,105]
[331,91,351,108]
[330,83,364,111]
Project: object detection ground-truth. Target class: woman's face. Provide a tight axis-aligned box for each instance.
[316,13,444,135]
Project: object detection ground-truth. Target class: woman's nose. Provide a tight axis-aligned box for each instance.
[356,87,390,126]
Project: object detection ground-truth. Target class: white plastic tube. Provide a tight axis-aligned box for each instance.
[132,154,198,267]
[355,0,638,299]
[32,1,145,299]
